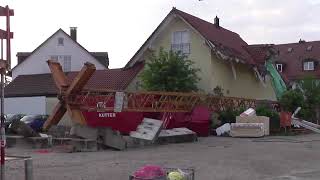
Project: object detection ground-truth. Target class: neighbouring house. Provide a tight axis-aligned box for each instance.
[125,8,277,100]
[11,27,109,79]
[271,40,320,85]
[5,27,111,120]
[4,64,143,126]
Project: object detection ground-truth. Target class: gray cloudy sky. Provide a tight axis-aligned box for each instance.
[2,0,320,68]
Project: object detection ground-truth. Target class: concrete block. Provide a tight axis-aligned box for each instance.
[70,138,97,152]
[52,138,75,153]
[52,137,72,146]
[130,118,163,142]
[27,136,53,149]
[98,128,127,150]
[123,136,153,148]
[6,135,26,148]
[70,124,98,140]
[47,125,70,137]
[157,128,197,144]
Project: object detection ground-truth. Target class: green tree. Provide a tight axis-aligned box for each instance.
[297,76,320,120]
[140,48,200,92]
[279,76,320,121]
[279,89,304,113]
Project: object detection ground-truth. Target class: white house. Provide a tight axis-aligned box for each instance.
[5,27,110,123]
[11,27,109,79]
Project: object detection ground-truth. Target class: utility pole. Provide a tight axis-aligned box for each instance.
[0,5,13,180]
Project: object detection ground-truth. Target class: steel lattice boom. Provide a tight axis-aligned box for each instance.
[43,60,279,131]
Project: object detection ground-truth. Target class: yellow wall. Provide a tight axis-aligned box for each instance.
[127,17,277,100]
[210,53,277,100]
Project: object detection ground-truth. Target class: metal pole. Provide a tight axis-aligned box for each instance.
[0,6,10,180]
[6,6,11,70]
[0,72,4,180]
[24,158,33,180]
[1,39,3,60]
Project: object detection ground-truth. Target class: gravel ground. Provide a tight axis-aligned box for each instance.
[4,134,320,180]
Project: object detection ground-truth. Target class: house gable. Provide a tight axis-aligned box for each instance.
[12,29,107,79]
[125,8,276,100]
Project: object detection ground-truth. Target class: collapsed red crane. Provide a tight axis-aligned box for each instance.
[43,60,276,132]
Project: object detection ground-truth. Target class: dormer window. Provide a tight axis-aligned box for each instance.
[303,61,314,71]
[307,45,313,51]
[276,64,283,72]
[287,47,293,53]
[58,37,64,46]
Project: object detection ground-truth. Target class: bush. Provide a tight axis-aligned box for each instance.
[279,89,304,112]
[218,108,245,125]
[209,112,221,129]
[255,106,280,130]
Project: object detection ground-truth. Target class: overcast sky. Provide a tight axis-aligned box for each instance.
[1,0,320,68]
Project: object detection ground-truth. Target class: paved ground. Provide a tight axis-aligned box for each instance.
[4,134,320,180]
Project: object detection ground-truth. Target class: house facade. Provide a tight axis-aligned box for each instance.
[5,27,110,123]
[12,28,109,79]
[126,8,277,100]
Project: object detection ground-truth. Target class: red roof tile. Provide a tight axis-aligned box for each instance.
[5,63,143,97]
[245,45,271,65]
[273,41,320,80]
[173,8,256,65]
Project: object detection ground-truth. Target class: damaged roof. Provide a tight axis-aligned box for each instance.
[173,8,256,65]
[126,8,257,68]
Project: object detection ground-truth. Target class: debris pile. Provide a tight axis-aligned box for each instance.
[216,108,270,138]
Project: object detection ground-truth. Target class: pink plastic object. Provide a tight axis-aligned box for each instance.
[133,165,166,180]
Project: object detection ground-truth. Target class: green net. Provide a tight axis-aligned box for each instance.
[266,60,287,100]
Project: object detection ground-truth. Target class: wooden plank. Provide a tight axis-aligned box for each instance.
[65,62,96,96]
[66,104,87,125]
[47,60,69,91]
[43,102,66,131]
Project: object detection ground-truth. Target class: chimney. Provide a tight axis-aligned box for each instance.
[299,39,306,43]
[70,27,77,41]
[214,16,220,27]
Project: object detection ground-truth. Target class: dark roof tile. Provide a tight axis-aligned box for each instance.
[5,63,143,97]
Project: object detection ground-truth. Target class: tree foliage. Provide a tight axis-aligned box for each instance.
[280,76,320,120]
[279,89,304,112]
[140,48,200,92]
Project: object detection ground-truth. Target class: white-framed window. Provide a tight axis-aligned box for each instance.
[49,55,71,72]
[63,56,71,72]
[58,37,64,46]
[171,30,190,54]
[50,55,59,61]
[303,61,314,71]
[276,64,283,72]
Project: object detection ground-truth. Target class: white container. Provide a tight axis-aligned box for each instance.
[216,123,231,136]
